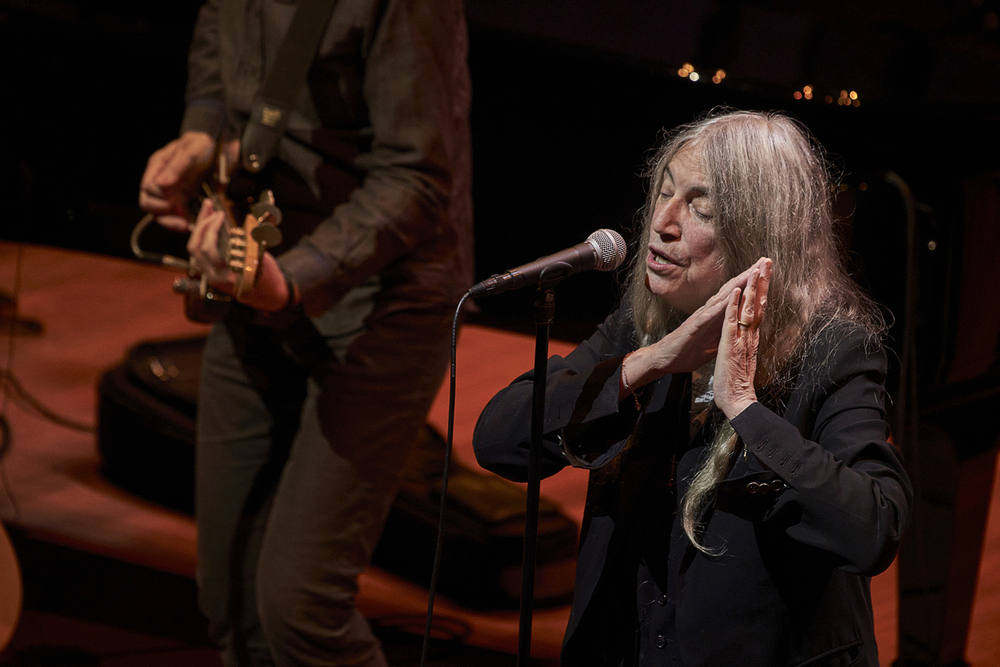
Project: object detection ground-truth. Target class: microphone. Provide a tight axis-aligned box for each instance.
[469,229,627,297]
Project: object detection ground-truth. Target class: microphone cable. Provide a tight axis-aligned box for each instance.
[419,289,471,667]
[416,229,624,663]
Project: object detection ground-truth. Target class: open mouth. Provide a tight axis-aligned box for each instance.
[648,248,680,269]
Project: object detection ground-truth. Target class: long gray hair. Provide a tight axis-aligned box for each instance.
[624,110,884,552]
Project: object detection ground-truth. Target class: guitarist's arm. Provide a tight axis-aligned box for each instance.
[139,0,226,231]
[187,197,299,313]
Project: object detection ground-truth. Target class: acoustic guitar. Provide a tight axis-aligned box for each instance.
[0,521,22,652]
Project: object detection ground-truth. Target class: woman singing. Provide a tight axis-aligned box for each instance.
[473,110,912,666]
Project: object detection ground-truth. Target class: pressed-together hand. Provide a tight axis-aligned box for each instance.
[714,258,772,420]
[188,198,295,313]
[620,257,773,401]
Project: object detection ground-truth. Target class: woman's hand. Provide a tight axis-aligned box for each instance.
[621,257,770,399]
[714,258,772,420]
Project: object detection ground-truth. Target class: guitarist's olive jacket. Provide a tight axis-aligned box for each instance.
[181,0,474,317]
[473,305,912,667]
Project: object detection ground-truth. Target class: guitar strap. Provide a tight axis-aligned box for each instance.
[241,0,341,173]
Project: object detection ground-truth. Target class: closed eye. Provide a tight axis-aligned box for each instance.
[691,203,713,221]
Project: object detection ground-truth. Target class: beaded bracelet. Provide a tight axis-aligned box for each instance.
[621,351,643,411]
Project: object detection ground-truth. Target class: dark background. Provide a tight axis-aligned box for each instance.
[1,0,999,353]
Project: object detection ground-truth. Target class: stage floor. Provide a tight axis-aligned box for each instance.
[1,242,998,665]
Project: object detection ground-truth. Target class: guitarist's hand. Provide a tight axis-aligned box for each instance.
[139,132,235,231]
[189,199,297,312]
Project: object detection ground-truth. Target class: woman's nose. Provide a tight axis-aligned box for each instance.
[652,198,682,237]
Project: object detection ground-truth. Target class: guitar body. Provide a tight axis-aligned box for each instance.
[131,158,283,324]
[177,281,233,324]
[171,188,282,323]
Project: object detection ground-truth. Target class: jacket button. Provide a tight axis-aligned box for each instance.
[770,480,787,493]
[746,482,760,494]
[657,594,668,606]
[655,635,667,649]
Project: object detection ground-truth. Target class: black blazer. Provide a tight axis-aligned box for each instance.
[473,307,912,667]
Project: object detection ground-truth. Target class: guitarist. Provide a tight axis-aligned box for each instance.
[137,1,473,666]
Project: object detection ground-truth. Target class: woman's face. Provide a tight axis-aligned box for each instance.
[645,146,725,314]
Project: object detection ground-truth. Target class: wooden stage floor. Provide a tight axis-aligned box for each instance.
[0,242,998,665]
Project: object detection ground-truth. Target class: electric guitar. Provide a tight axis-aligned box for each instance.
[131,161,283,323]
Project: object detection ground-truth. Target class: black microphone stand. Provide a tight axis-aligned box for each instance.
[517,281,558,667]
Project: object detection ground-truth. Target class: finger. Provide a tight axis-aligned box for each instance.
[187,199,217,258]
[139,147,176,209]
[138,189,171,214]
[757,258,772,317]
[725,286,742,334]
[155,214,194,233]
[189,218,227,280]
[698,269,750,320]
[140,142,176,192]
[154,145,199,189]
[714,258,768,305]
[140,190,190,224]
[740,268,760,328]
[186,218,206,260]
[723,264,755,293]
[141,142,203,226]
[202,213,225,266]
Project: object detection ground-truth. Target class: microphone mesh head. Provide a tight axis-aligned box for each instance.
[587,229,628,271]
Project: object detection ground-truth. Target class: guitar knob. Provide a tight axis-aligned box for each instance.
[251,223,283,248]
[173,277,200,294]
[251,202,282,226]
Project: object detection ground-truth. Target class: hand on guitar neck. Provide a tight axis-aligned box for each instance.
[139,132,293,316]
[188,197,297,313]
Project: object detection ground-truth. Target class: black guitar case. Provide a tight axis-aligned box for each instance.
[96,335,577,609]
